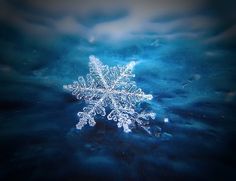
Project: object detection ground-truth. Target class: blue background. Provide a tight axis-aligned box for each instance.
[0,0,235,180]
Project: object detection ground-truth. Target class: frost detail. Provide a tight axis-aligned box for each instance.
[64,55,156,134]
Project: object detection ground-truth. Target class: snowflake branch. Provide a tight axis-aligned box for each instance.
[89,55,109,89]
[110,61,136,90]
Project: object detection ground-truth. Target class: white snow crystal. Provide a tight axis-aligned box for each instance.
[164,118,169,123]
[63,55,156,134]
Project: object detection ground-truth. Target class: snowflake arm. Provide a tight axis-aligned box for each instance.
[89,55,110,89]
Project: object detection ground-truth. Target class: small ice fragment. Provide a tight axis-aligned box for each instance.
[164,118,169,123]
[89,36,95,43]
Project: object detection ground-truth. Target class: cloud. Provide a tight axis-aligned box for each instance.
[54,16,87,35]
[91,15,217,41]
[205,25,236,45]
[0,0,232,43]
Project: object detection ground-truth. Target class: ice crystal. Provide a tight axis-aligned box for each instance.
[63,55,156,134]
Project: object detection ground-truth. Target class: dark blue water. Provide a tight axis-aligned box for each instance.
[0,1,236,180]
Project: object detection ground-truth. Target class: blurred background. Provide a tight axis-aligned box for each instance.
[0,0,235,180]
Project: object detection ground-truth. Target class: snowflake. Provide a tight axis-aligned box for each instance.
[63,55,156,134]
